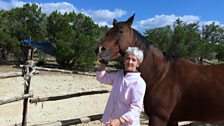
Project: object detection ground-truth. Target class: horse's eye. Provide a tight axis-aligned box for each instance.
[118,30,123,34]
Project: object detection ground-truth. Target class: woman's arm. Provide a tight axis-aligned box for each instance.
[121,80,146,125]
[97,63,106,71]
[96,63,117,85]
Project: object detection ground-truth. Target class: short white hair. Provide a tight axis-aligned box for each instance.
[125,47,144,63]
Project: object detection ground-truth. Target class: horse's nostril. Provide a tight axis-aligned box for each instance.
[95,47,99,54]
[101,47,106,51]
[95,46,106,54]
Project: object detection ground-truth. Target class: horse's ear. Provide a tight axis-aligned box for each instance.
[113,19,118,26]
[126,13,135,26]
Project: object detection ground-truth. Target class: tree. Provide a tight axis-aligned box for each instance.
[145,26,172,53]
[201,23,224,62]
[47,12,103,70]
[202,22,224,44]
[0,4,47,40]
[216,43,224,62]
[0,4,48,63]
[0,29,21,64]
[145,19,201,61]
[145,20,224,64]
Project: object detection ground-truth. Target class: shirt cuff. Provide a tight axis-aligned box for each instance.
[121,115,133,125]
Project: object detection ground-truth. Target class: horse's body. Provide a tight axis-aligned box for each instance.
[96,14,224,126]
[141,46,224,125]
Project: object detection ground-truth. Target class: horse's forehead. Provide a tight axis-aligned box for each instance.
[117,23,131,30]
[102,22,133,48]
[106,25,131,39]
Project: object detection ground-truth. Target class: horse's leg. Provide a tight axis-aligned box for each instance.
[146,106,173,126]
[144,95,176,126]
[147,115,179,126]
[148,93,179,125]
[145,79,180,126]
[148,111,177,126]
[167,121,178,126]
[148,116,166,126]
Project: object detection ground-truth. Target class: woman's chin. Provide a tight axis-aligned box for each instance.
[125,68,136,72]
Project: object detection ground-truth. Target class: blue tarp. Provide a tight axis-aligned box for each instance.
[22,39,56,56]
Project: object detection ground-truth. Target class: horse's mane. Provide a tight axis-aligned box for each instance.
[133,29,151,56]
[133,29,178,62]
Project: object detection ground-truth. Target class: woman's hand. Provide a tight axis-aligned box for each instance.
[107,118,121,126]
[100,50,112,63]
[96,63,106,71]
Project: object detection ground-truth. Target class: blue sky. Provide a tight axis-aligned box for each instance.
[1,0,224,32]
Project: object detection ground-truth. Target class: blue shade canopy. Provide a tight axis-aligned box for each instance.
[22,39,56,56]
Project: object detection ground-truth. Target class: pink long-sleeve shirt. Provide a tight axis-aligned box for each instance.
[96,70,146,126]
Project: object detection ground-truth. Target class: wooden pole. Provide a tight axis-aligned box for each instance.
[31,114,103,126]
[0,72,22,79]
[0,94,33,105]
[22,46,34,126]
[31,66,73,74]
[30,90,109,103]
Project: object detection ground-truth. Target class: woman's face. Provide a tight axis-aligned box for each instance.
[124,54,140,72]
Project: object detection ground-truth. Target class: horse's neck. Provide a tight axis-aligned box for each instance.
[139,46,166,84]
[133,31,166,83]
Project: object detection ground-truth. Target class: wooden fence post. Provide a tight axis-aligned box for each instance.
[22,47,34,126]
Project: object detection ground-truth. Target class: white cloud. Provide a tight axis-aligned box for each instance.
[180,15,200,24]
[11,0,25,8]
[83,8,126,21]
[81,8,126,27]
[202,21,223,27]
[137,14,200,31]
[135,14,224,32]
[0,0,125,27]
[96,21,112,27]
[37,2,78,15]
[0,0,11,10]
[1,1,223,31]
[0,0,77,15]
[0,0,25,10]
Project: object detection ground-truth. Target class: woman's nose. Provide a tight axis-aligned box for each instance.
[129,59,133,63]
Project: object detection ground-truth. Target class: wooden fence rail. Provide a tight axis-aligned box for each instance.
[30,90,110,103]
[0,71,39,79]
[0,72,22,79]
[18,65,73,74]
[32,114,103,126]
[0,94,33,105]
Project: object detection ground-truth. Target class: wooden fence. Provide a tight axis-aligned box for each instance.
[0,94,33,105]
[0,46,106,126]
[0,67,109,126]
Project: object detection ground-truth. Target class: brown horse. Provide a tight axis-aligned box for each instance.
[96,14,224,126]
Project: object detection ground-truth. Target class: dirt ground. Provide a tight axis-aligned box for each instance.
[0,65,148,126]
[1,65,223,126]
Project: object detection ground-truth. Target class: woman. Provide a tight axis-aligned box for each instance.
[96,47,146,126]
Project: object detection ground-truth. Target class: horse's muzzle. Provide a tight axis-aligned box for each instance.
[95,46,106,54]
[95,47,99,54]
[95,46,107,60]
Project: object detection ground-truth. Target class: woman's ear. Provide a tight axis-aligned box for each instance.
[137,61,141,67]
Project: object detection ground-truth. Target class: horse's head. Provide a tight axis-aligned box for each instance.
[96,14,136,61]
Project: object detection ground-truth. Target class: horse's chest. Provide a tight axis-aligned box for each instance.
[144,81,176,106]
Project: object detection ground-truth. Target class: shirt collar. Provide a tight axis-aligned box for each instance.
[123,69,139,75]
